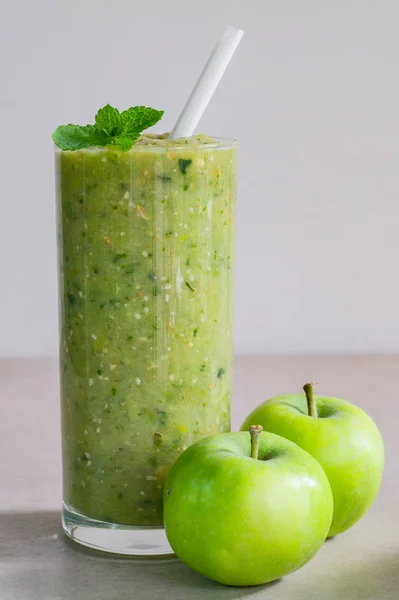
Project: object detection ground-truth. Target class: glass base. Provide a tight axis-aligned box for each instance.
[62,503,174,557]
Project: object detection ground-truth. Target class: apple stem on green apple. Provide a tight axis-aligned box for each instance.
[249,425,263,460]
[303,382,318,418]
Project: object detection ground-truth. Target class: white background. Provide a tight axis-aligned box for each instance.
[1,0,399,357]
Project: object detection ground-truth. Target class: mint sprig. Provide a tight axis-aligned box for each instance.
[53,104,164,151]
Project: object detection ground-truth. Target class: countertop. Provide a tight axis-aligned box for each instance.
[1,356,398,599]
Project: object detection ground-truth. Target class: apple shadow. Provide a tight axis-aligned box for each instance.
[0,512,277,600]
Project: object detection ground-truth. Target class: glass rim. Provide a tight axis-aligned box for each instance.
[54,136,237,154]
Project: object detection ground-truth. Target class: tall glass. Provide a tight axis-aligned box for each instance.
[56,137,236,555]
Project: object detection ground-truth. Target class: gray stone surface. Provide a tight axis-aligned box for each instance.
[1,356,399,599]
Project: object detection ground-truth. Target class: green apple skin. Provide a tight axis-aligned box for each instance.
[163,431,333,587]
[241,394,384,538]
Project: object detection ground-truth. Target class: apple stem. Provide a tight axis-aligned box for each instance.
[249,425,263,460]
[303,381,318,418]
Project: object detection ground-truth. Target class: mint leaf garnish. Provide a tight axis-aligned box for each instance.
[117,135,140,152]
[53,105,164,151]
[52,125,108,151]
[95,105,122,137]
[121,106,164,137]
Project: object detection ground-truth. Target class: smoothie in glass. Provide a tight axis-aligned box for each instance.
[57,134,236,534]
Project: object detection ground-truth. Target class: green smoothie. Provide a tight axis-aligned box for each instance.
[57,134,236,526]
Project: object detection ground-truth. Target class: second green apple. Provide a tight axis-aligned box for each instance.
[241,382,384,537]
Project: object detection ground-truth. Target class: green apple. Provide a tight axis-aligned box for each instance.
[241,383,384,538]
[164,426,333,586]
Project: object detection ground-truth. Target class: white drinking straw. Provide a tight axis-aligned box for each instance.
[169,26,244,139]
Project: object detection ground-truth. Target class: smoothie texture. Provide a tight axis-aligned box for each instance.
[57,134,236,526]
